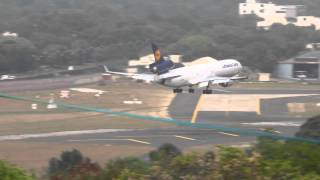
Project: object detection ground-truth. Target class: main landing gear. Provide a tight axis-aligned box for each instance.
[173,88,183,93]
[173,82,214,94]
[172,88,195,94]
[202,81,213,94]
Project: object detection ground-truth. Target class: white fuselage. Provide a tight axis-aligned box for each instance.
[155,59,242,88]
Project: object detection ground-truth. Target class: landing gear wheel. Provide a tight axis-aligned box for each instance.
[202,89,213,94]
[188,89,195,93]
[173,89,183,93]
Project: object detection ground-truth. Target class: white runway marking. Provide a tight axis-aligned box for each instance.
[68,138,123,142]
[70,88,105,94]
[174,135,197,141]
[0,129,131,141]
[68,138,151,145]
[114,135,169,138]
[218,132,239,137]
[127,139,151,145]
[241,121,303,127]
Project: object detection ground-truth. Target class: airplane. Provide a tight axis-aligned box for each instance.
[103,43,247,94]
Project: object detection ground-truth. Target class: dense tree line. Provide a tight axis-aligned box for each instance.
[43,115,320,180]
[46,139,320,180]
[2,139,320,179]
[1,0,320,73]
[296,115,320,139]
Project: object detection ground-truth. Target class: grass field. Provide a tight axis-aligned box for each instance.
[0,80,176,175]
[0,80,175,134]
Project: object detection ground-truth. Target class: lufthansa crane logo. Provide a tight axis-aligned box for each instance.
[154,49,161,61]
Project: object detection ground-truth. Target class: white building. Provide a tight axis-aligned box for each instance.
[2,32,18,37]
[239,0,320,30]
[306,43,320,51]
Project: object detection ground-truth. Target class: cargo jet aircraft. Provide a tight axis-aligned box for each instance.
[104,43,246,94]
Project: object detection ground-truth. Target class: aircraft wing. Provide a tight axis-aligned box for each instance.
[189,75,248,85]
[230,76,248,81]
[103,66,155,83]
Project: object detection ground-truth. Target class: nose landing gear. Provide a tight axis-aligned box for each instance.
[173,88,195,93]
[202,89,213,94]
[188,88,195,93]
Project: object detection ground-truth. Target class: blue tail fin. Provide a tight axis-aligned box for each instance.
[151,43,163,62]
[150,43,174,74]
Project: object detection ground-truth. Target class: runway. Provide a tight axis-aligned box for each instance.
[168,87,320,146]
[0,127,254,148]
[1,86,319,149]
[1,80,319,173]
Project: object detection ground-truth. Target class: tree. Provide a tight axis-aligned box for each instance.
[255,137,320,179]
[296,115,320,139]
[149,143,181,165]
[0,160,35,180]
[48,149,92,176]
[168,35,213,61]
[1,0,320,73]
[209,146,260,180]
[170,153,200,179]
[99,157,150,180]
[0,36,36,73]
[51,162,101,180]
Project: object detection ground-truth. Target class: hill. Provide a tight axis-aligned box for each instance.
[0,0,320,73]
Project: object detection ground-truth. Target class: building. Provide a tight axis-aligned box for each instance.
[239,0,320,30]
[306,43,320,50]
[276,51,320,80]
[2,32,18,37]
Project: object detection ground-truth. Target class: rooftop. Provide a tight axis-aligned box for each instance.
[279,51,320,64]
[296,51,320,59]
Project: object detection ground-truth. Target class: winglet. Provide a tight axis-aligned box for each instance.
[103,65,109,72]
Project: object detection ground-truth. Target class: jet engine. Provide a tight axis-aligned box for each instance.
[218,82,233,87]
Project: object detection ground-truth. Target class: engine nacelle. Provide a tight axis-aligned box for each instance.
[218,82,233,88]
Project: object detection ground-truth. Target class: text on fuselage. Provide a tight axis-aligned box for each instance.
[223,63,239,68]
